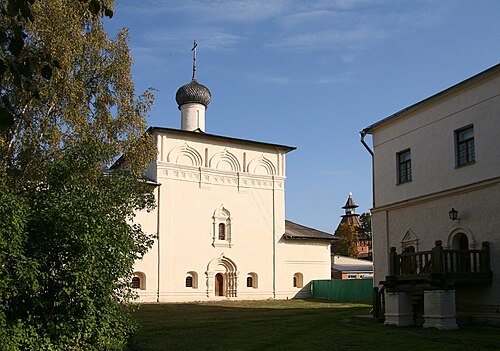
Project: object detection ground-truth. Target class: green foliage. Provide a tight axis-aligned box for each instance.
[358,212,372,238]
[334,223,359,258]
[0,0,157,349]
[1,154,155,349]
[0,0,114,131]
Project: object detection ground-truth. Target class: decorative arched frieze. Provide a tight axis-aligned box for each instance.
[401,229,419,252]
[212,205,232,247]
[205,254,239,298]
[247,155,276,175]
[447,227,476,249]
[167,143,203,167]
[209,149,241,172]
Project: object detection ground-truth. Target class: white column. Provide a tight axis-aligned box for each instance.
[180,102,206,132]
[423,290,458,330]
[384,291,414,326]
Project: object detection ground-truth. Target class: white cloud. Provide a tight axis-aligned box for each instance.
[246,73,290,84]
[141,30,245,51]
[266,27,387,52]
[120,0,291,23]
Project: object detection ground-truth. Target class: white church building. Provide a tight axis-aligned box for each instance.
[131,46,333,302]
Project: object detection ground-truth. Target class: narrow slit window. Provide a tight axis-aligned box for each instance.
[218,223,226,240]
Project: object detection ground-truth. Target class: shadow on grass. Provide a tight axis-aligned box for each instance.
[127,300,499,351]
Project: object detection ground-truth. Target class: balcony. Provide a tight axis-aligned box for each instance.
[385,240,492,287]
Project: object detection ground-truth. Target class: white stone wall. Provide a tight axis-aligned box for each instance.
[132,130,331,302]
[372,73,500,207]
[369,69,500,310]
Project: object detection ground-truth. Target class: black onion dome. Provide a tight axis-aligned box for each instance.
[175,79,211,107]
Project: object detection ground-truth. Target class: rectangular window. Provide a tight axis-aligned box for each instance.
[397,149,412,184]
[456,125,475,166]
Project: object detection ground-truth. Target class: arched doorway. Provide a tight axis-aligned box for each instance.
[206,255,238,298]
[215,273,224,297]
[452,233,470,272]
[459,234,469,250]
[451,232,468,250]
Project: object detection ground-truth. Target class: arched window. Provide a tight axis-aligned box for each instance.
[219,223,226,240]
[132,272,146,290]
[212,206,232,247]
[293,273,303,288]
[185,271,198,289]
[246,272,258,288]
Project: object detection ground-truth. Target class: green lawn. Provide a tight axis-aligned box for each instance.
[127,300,500,351]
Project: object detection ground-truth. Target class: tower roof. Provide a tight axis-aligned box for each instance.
[175,40,212,108]
[342,192,358,209]
[175,79,211,108]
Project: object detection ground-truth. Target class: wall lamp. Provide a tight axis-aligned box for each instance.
[449,208,459,221]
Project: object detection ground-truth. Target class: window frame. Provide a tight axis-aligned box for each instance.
[246,272,258,288]
[212,206,232,247]
[185,271,198,289]
[131,276,141,289]
[218,223,226,240]
[293,272,303,288]
[455,125,475,167]
[397,149,412,184]
[131,272,146,290]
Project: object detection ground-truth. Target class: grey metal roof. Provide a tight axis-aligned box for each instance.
[362,63,500,134]
[148,127,296,153]
[175,79,212,107]
[283,220,336,241]
[331,255,373,272]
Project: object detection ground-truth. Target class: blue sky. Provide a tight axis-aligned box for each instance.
[105,0,500,233]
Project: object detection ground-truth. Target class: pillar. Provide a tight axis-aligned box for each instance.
[384,291,414,326]
[423,290,458,330]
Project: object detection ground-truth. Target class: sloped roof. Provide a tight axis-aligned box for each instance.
[331,255,373,272]
[362,63,500,134]
[148,127,296,153]
[283,220,337,241]
[339,214,361,227]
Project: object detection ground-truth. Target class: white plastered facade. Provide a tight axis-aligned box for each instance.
[366,64,500,323]
[132,128,331,302]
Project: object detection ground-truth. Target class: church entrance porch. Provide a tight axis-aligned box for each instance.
[206,255,239,298]
[377,240,492,329]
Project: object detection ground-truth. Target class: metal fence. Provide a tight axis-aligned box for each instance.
[311,279,373,302]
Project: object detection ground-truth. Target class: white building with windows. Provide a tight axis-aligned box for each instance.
[131,51,333,302]
[362,63,500,327]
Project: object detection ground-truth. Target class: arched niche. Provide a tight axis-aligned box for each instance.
[247,156,276,175]
[167,143,203,166]
[209,149,241,172]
